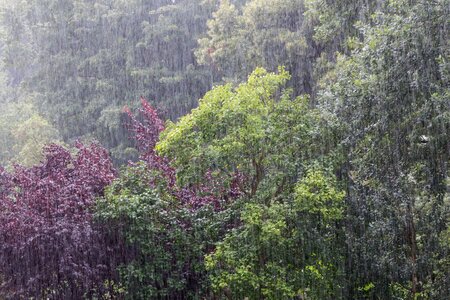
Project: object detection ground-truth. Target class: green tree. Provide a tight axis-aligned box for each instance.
[0,0,217,164]
[0,101,60,167]
[196,0,316,95]
[318,0,449,297]
[157,67,324,195]
[95,163,205,298]
[206,170,345,299]
[157,67,346,298]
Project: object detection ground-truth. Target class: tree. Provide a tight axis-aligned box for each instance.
[0,0,217,164]
[157,67,317,196]
[318,0,449,297]
[157,67,337,200]
[0,101,61,167]
[206,170,345,299]
[0,142,117,298]
[157,67,346,298]
[95,162,207,298]
[196,0,317,95]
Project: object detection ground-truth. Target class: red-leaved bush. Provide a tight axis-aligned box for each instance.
[0,143,116,299]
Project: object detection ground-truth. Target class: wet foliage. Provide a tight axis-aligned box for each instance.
[0,143,116,298]
[0,0,448,299]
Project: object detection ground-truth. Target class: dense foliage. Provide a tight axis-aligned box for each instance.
[0,0,217,164]
[0,143,116,298]
[0,101,61,166]
[205,170,346,299]
[317,1,449,297]
[0,0,448,299]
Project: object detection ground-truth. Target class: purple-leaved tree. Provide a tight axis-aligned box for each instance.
[123,97,176,188]
[0,142,117,299]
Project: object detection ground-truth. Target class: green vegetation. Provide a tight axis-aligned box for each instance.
[0,101,61,167]
[0,0,448,299]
